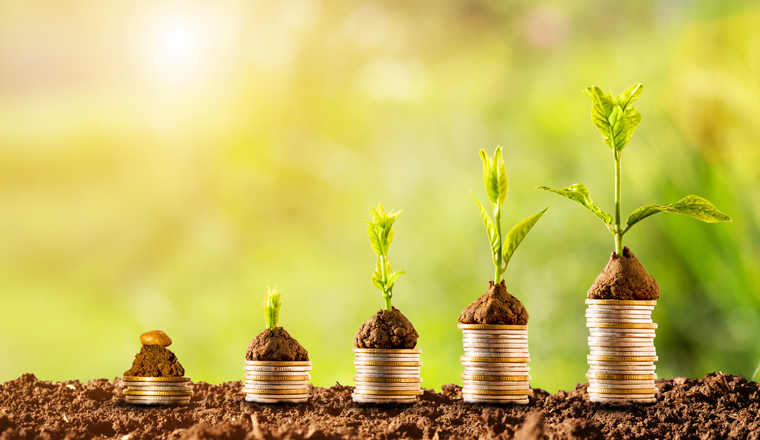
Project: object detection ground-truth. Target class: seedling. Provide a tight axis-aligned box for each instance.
[472,146,550,283]
[262,286,282,330]
[539,83,730,255]
[366,203,404,311]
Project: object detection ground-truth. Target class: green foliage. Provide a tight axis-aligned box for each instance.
[367,203,404,311]
[540,84,731,254]
[754,363,760,383]
[262,286,282,331]
[474,146,550,282]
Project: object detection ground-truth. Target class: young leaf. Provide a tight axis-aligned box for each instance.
[625,195,732,231]
[262,286,282,331]
[537,183,612,225]
[471,192,500,266]
[371,260,384,290]
[584,86,616,150]
[584,84,643,152]
[385,271,405,293]
[480,149,499,206]
[494,146,509,206]
[753,363,760,383]
[502,207,551,270]
[366,204,401,256]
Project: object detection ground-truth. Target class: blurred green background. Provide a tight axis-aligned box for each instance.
[0,0,758,394]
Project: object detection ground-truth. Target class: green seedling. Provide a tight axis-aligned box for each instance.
[262,286,282,330]
[473,146,550,283]
[539,83,731,255]
[366,203,404,311]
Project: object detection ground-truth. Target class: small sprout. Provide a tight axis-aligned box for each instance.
[473,146,550,283]
[366,203,404,311]
[262,286,282,331]
[538,83,731,255]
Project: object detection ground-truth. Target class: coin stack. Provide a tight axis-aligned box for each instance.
[243,360,311,403]
[352,348,423,404]
[586,299,658,404]
[122,376,193,405]
[458,324,532,404]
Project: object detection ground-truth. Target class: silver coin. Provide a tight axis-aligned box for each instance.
[463,366,530,373]
[243,382,309,390]
[354,367,421,374]
[352,396,417,404]
[586,305,655,310]
[587,339,654,346]
[244,366,312,372]
[125,386,193,393]
[354,384,422,392]
[245,395,309,403]
[353,373,421,380]
[589,382,656,389]
[463,382,530,390]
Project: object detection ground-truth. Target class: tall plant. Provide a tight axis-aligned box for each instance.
[367,204,405,311]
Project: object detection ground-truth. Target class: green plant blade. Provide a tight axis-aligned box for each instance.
[494,146,509,206]
[366,204,401,256]
[584,86,616,150]
[262,286,282,330]
[371,259,384,291]
[537,183,612,225]
[385,270,405,293]
[480,149,499,206]
[584,84,643,152]
[753,363,760,382]
[625,195,732,231]
[502,206,551,271]
[471,192,500,267]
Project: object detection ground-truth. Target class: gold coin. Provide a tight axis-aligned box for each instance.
[587,355,658,362]
[244,361,311,367]
[352,389,423,396]
[460,374,531,382]
[353,361,422,367]
[244,375,310,381]
[353,377,421,383]
[122,376,191,382]
[457,324,527,330]
[244,388,310,395]
[124,390,193,396]
[585,299,657,306]
[352,348,421,354]
[588,388,658,395]
[586,323,657,329]
[460,356,530,363]
[462,389,533,396]
[586,373,657,380]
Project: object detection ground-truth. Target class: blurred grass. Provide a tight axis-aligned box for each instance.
[0,0,758,393]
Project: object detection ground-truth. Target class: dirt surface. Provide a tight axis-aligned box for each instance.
[124,345,185,378]
[354,307,419,349]
[459,281,529,325]
[587,247,660,300]
[245,327,309,362]
[0,373,757,439]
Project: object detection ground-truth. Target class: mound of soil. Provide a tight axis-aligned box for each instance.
[354,307,418,349]
[1,372,758,439]
[459,280,529,325]
[246,327,309,362]
[124,345,185,377]
[587,247,660,300]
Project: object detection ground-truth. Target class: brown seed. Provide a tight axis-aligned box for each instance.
[140,330,172,347]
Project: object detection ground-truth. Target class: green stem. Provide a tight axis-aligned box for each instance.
[379,255,391,310]
[494,204,503,283]
[613,150,623,255]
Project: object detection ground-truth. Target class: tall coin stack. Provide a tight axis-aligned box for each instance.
[458,324,532,404]
[243,360,311,403]
[352,348,423,404]
[586,299,658,404]
[122,376,193,405]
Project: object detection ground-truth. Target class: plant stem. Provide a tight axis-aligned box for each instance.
[494,204,503,283]
[379,255,392,310]
[613,150,623,255]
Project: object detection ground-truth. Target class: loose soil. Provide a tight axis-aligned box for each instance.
[1,372,758,439]
[587,247,660,300]
[354,307,419,349]
[246,328,309,362]
[124,345,185,378]
[458,281,529,325]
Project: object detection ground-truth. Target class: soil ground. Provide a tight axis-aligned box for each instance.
[1,372,757,439]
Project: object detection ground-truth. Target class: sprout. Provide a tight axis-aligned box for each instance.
[366,203,405,311]
[262,286,282,331]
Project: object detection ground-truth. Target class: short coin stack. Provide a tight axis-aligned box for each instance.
[122,376,193,405]
[586,299,658,404]
[352,348,423,404]
[243,360,311,403]
[458,324,532,404]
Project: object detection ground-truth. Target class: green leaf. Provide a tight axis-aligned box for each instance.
[625,195,732,231]
[385,271,405,293]
[472,192,500,267]
[584,84,643,152]
[502,207,551,270]
[494,146,509,206]
[371,259,384,291]
[537,183,612,225]
[262,286,282,330]
[479,149,499,206]
[753,363,760,383]
[366,204,402,256]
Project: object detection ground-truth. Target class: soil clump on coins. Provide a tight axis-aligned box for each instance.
[124,345,185,377]
[587,247,660,300]
[2,372,758,439]
[458,280,529,325]
[245,327,309,362]
[354,306,418,349]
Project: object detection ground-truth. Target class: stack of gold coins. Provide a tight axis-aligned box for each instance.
[122,376,192,405]
[458,324,532,404]
[352,348,423,404]
[586,299,658,404]
[243,361,311,403]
